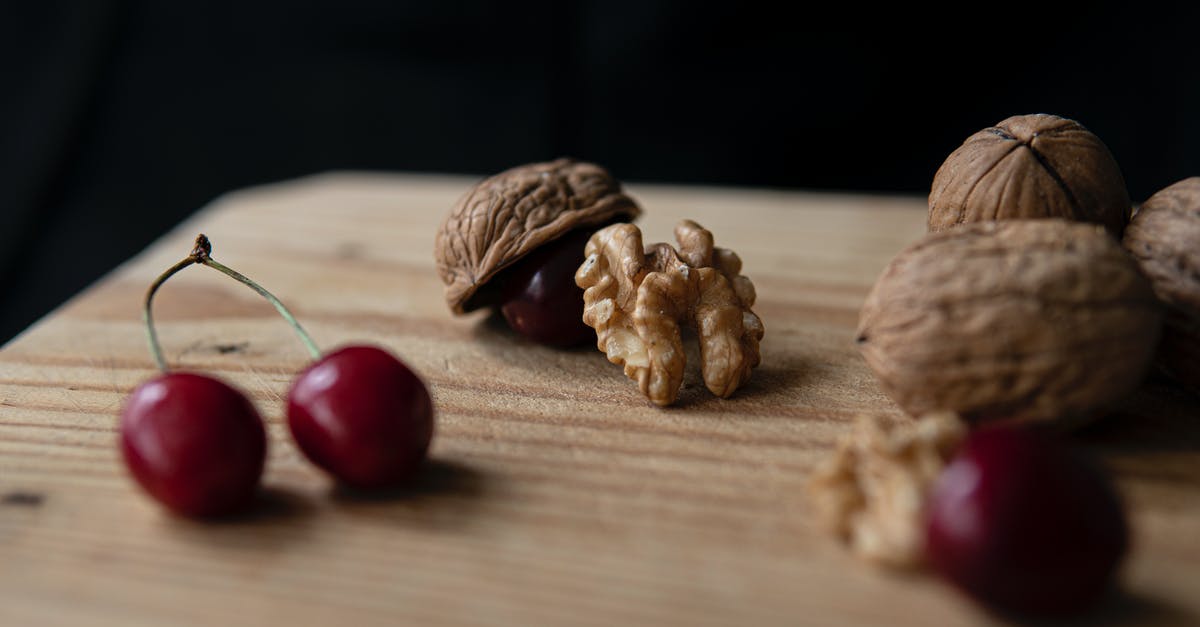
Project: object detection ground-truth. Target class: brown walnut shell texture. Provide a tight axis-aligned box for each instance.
[435,158,641,314]
[929,114,1131,238]
[857,220,1162,426]
[1123,177,1200,390]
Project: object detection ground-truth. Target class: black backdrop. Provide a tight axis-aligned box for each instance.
[3,1,1199,342]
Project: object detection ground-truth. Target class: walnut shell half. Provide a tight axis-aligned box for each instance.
[435,159,641,314]
[857,220,1161,426]
[1123,177,1200,390]
[928,114,1130,238]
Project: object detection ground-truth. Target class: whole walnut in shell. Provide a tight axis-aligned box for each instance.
[434,158,641,314]
[1123,177,1200,391]
[857,220,1161,426]
[929,114,1131,238]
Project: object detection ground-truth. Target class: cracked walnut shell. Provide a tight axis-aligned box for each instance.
[857,220,1161,426]
[435,158,641,314]
[807,413,966,567]
[575,220,764,406]
[929,114,1131,238]
[1123,178,1200,391]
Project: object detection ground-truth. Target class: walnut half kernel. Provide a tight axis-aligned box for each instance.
[575,220,764,406]
[807,413,966,568]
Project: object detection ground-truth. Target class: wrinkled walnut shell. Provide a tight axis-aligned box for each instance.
[575,220,764,406]
[435,158,641,314]
[929,114,1130,238]
[1123,177,1200,390]
[858,220,1161,426]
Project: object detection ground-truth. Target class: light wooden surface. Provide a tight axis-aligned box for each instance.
[1,173,1198,626]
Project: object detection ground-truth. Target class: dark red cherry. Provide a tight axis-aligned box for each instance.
[120,372,266,517]
[287,345,433,488]
[499,229,595,347]
[924,426,1128,617]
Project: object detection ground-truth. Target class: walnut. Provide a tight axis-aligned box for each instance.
[857,220,1162,426]
[574,220,764,406]
[928,114,1131,238]
[807,413,966,568]
[434,158,641,314]
[1123,177,1200,391]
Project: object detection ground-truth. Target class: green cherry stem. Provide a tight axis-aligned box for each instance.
[142,255,199,372]
[142,234,321,372]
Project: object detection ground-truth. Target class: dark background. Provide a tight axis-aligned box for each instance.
[3,1,1198,343]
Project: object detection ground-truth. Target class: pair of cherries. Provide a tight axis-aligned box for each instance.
[120,236,433,517]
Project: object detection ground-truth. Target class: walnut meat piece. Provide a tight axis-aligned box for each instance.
[807,413,966,567]
[575,220,764,406]
[1123,178,1200,391]
[857,220,1162,426]
[435,158,641,314]
[929,114,1131,238]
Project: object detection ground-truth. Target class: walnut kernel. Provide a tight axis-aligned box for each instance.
[807,413,966,567]
[575,220,763,406]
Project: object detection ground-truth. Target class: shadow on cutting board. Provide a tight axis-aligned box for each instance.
[1019,587,1190,627]
[470,309,802,410]
[1077,377,1200,455]
[327,459,493,532]
[159,486,320,556]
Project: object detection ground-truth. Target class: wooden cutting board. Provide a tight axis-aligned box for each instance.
[1,173,1197,626]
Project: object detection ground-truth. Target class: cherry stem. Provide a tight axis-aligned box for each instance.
[142,234,322,372]
[142,255,199,372]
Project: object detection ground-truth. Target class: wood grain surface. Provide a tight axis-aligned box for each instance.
[1,173,1197,626]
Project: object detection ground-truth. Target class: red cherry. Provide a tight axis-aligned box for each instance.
[924,426,1128,617]
[287,345,433,488]
[120,373,267,517]
[499,229,595,347]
